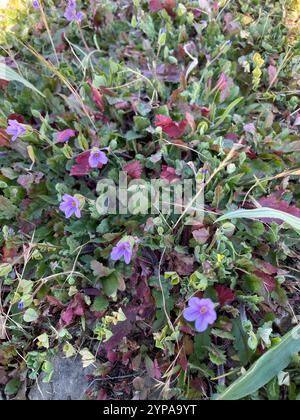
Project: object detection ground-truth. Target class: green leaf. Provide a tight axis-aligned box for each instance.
[0,62,45,97]
[4,378,20,396]
[37,333,50,349]
[91,261,114,278]
[79,348,96,368]
[0,196,18,220]
[23,308,39,323]
[216,208,300,234]
[214,97,244,128]
[209,345,226,366]
[102,273,119,297]
[134,116,150,131]
[193,331,211,362]
[92,296,109,312]
[0,263,12,277]
[232,319,254,365]
[216,324,300,400]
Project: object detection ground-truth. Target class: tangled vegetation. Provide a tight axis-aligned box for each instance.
[0,0,300,400]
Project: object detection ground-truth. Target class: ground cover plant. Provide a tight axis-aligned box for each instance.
[0,0,300,401]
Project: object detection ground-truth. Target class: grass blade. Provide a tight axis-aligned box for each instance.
[216,207,300,233]
[0,62,45,97]
[214,97,244,128]
[216,324,300,400]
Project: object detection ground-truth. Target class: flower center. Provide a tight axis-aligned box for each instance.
[71,201,77,208]
[200,306,208,315]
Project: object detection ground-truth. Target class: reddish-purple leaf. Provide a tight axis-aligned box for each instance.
[70,151,91,176]
[88,80,105,112]
[104,305,138,352]
[214,285,235,306]
[268,65,277,87]
[70,151,103,177]
[254,270,276,293]
[61,307,74,325]
[155,114,187,139]
[46,296,65,309]
[123,161,142,179]
[161,165,181,183]
[143,64,181,83]
[258,194,300,224]
[0,80,9,90]
[192,228,210,244]
[168,251,195,276]
[256,260,278,275]
[60,293,86,325]
[7,113,25,124]
[149,0,164,12]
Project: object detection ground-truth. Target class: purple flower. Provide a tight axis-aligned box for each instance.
[18,300,25,311]
[56,129,76,143]
[59,194,81,219]
[183,298,217,332]
[32,0,40,9]
[111,241,133,265]
[88,148,108,168]
[6,120,26,142]
[244,123,256,135]
[64,0,83,22]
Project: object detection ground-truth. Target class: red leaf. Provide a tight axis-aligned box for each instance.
[254,270,276,293]
[149,0,176,14]
[1,244,18,262]
[163,0,177,14]
[185,112,196,133]
[104,305,138,352]
[0,79,9,90]
[115,101,130,110]
[214,285,235,306]
[46,296,65,309]
[123,161,142,179]
[97,389,108,400]
[61,307,74,325]
[149,0,164,12]
[256,260,278,275]
[200,107,210,118]
[7,113,25,124]
[155,114,187,139]
[70,151,91,176]
[258,194,300,224]
[191,377,207,394]
[268,65,277,87]
[192,228,210,244]
[168,251,195,276]
[72,293,86,316]
[60,293,86,325]
[88,80,105,112]
[143,64,181,83]
[178,352,188,371]
[107,351,118,363]
[161,165,181,183]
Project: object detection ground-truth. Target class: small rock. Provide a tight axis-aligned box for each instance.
[28,354,94,400]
